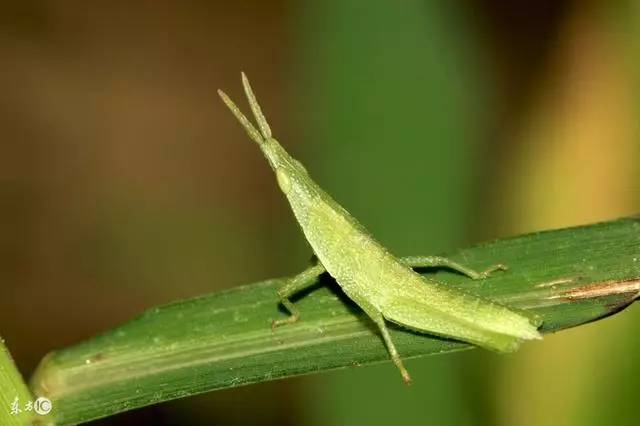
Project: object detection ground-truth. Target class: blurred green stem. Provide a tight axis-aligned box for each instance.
[30,217,640,425]
[0,338,36,425]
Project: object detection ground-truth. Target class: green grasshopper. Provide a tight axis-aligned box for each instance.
[218,73,541,383]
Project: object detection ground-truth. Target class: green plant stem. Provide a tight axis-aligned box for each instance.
[1,338,36,425]
[30,217,640,425]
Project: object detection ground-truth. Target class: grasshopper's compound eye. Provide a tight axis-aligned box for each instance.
[276,168,292,194]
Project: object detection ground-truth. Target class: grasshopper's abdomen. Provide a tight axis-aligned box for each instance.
[301,197,541,353]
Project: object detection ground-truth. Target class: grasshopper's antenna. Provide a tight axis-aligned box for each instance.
[241,72,272,140]
[217,88,263,145]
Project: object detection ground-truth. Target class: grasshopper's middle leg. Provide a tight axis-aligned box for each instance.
[347,293,412,384]
[272,262,326,330]
[373,314,411,384]
[401,255,506,280]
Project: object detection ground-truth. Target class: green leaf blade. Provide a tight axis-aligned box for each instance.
[30,218,640,425]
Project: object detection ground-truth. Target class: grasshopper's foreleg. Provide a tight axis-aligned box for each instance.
[401,255,506,280]
[272,262,326,330]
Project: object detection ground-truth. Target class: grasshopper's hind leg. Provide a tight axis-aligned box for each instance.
[401,255,506,280]
[272,262,326,330]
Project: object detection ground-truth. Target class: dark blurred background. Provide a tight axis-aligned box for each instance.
[1,1,639,425]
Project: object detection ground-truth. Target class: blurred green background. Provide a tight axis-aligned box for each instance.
[1,1,639,425]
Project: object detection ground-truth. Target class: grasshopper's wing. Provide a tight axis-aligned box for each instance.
[378,277,541,353]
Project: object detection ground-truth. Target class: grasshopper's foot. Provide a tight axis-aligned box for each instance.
[271,314,299,331]
[478,263,508,279]
[400,367,412,385]
[272,298,301,331]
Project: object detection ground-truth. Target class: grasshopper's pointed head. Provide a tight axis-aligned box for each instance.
[218,73,311,199]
